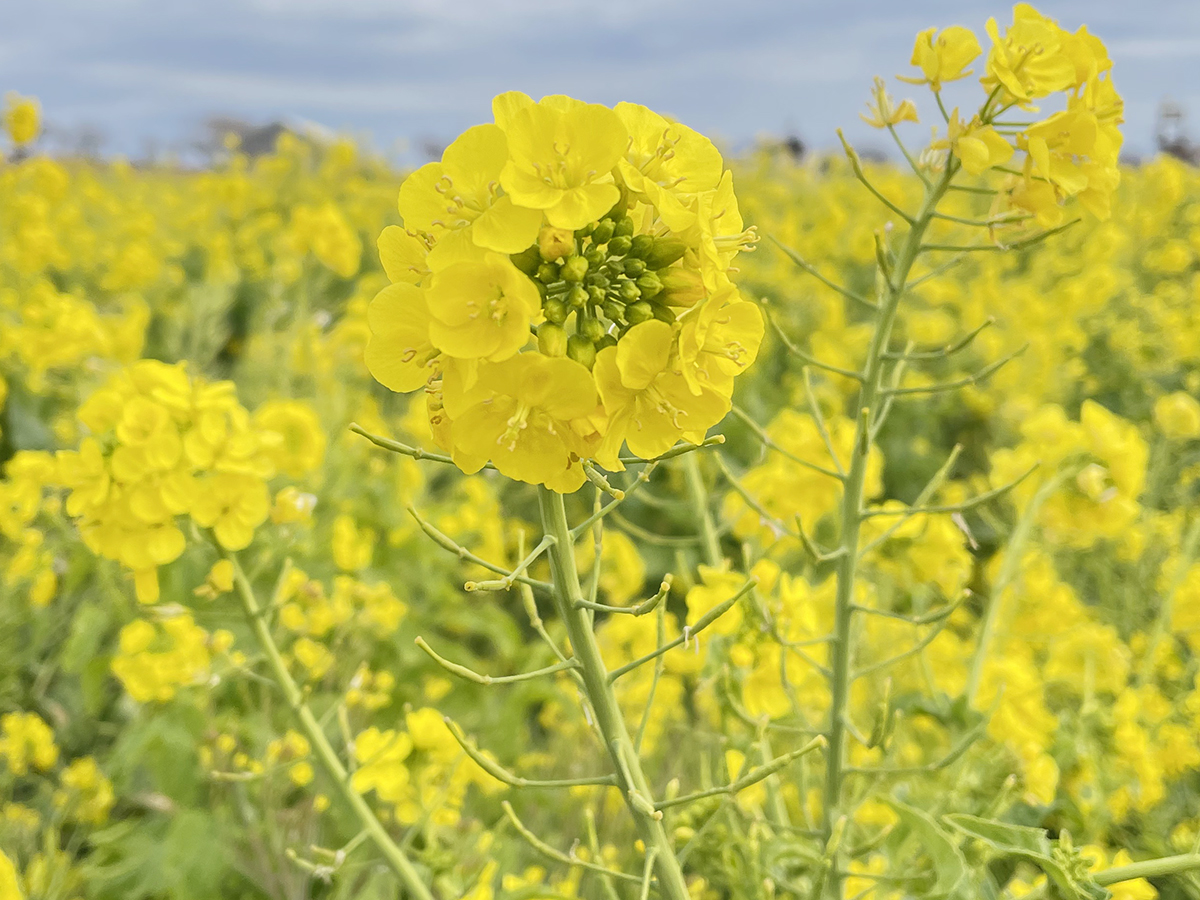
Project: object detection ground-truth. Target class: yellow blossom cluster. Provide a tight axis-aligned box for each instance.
[55,360,278,602]
[365,92,764,490]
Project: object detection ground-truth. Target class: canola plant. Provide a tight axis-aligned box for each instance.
[3,6,1200,900]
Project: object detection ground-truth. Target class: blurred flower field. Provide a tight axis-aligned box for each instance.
[3,7,1200,899]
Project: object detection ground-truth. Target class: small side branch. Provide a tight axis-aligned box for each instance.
[880,345,1026,397]
[767,235,877,311]
[350,423,476,468]
[837,129,915,225]
[861,463,1037,520]
[618,436,725,465]
[883,317,994,360]
[656,736,826,811]
[444,719,616,789]
[767,311,864,381]
[608,578,757,682]
[408,506,552,592]
[576,576,672,617]
[731,405,843,481]
[571,462,659,538]
[415,637,578,686]
[501,801,642,884]
[465,534,556,592]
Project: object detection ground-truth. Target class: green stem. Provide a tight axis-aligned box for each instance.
[1095,853,1200,886]
[537,487,691,900]
[225,551,436,900]
[822,163,955,900]
[683,455,723,565]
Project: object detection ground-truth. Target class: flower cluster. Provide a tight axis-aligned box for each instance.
[366,92,764,490]
[55,360,278,602]
[110,613,229,703]
[874,4,1124,227]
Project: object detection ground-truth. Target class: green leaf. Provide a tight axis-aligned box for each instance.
[887,799,968,899]
[944,815,1111,900]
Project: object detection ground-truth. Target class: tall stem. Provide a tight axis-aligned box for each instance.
[683,454,723,566]
[537,487,691,900]
[822,166,954,900]
[225,551,436,900]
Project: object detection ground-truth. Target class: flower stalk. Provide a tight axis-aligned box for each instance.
[536,486,692,900]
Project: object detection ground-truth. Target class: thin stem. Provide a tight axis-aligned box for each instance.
[767,236,878,311]
[683,455,723,565]
[537,487,691,900]
[822,160,957,900]
[223,551,435,900]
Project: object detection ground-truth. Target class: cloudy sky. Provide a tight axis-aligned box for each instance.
[5,0,1198,162]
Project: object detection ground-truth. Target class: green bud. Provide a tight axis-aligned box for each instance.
[608,235,632,256]
[623,257,646,277]
[614,216,635,238]
[652,303,677,324]
[587,285,607,304]
[581,317,607,343]
[535,279,549,300]
[619,280,641,302]
[568,284,588,309]
[606,258,625,276]
[584,247,605,267]
[510,246,541,276]
[537,262,560,284]
[537,322,568,357]
[601,299,625,321]
[577,221,596,237]
[626,301,654,325]
[595,334,617,352]
[543,297,568,324]
[561,255,589,283]
[590,218,615,245]
[629,233,654,258]
[636,271,663,298]
[644,237,688,269]
[567,335,596,369]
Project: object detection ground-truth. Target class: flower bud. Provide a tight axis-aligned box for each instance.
[609,235,632,256]
[644,238,687,269]
[538,226,575,261]
[568,284,588,308]
[595,334,617,352]
[660,267,706,307]
[537,322,568,357]
[652,303,677,324]
[619,280,641,302]
[561,255,589,283]
[587,285,607,304]
[626,301,654,325]
[543,297,568,324]
[613,216,635,238]
[567,335,597,369]
[629,233,655,258]
[590,218,615,245]
[537,261,560,284]
[584,247,605,268]
[510,246,541,276]
[623,258,646,277]
[581,317,607,343]
[602,299,625,320]
[636,271,664,299]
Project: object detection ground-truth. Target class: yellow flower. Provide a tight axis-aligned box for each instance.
[594,320,729,467]
[426,253,542,362]
[938,110,1013,176]
[4,93,39,145]
[364,282,438,392]
[1154,392,1200,441]
[398,123,543,263]
[190,473,270,550]
[377,225,430,285]
[254,400,327,478]
[332,514,375,571]
[498,93,627,230]
[0,712,58,775]
[445,354,599,491]
[0,849,20,900]
[982,5,1077,107]
[860,78,920,129]
[676,285,764,397]
[900,25,982,91]
[351,727,413,804]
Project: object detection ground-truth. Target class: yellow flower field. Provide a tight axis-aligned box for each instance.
[2,6,1200,899]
